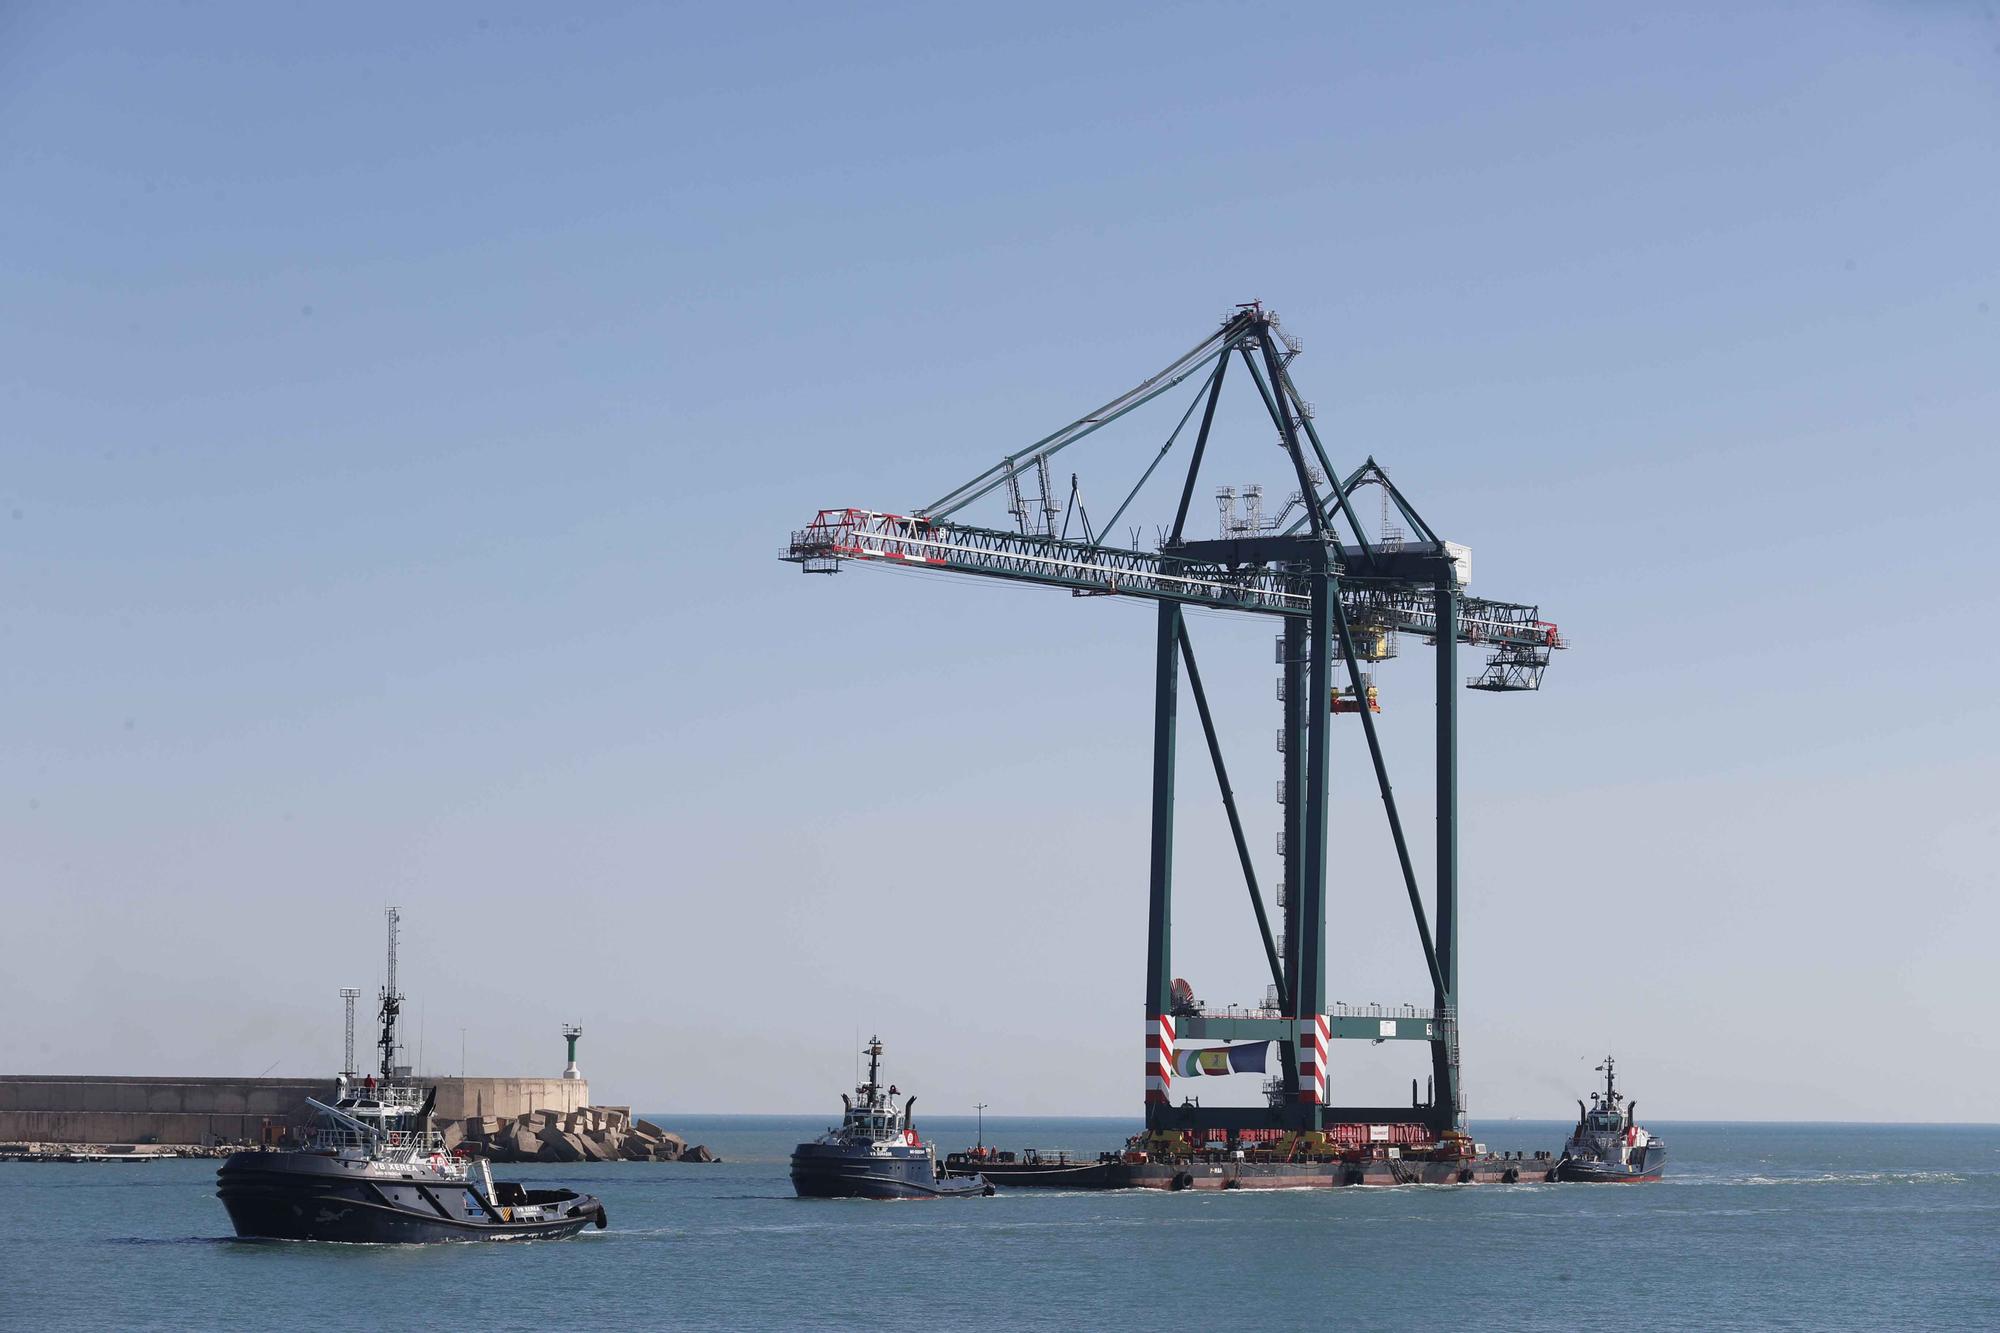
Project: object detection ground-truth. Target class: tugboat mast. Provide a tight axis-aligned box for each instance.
[863,1036,883,1103]
[377,906,403,1079]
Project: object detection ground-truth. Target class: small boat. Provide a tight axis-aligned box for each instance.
[791,1037,993,1200]
[217,1075,609,1242]
[1554,1056,1665,1183]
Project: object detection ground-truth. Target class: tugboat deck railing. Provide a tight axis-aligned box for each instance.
[300,1125,447,1157]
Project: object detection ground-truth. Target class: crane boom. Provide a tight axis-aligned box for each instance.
[785,508,1563,656]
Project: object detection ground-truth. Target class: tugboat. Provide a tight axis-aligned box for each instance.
[216,1077,608,1242]
[1554,1056,1665,1183]
[791,1037,993,1200]
[216,908,608,1242]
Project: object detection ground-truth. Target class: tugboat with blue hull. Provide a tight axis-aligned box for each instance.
[791,1037,993,1200]
[1555,1056,1665,1183]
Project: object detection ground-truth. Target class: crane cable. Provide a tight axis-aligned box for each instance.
[921,316,1251,520]
[1097,353,1232,545]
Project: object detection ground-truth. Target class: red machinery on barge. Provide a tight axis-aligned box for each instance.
[953,1122,1553,1191]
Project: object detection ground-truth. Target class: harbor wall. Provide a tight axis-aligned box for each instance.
[424,1077,589,1123]
[0,1076,332,1145]
[0,1074,589,1146]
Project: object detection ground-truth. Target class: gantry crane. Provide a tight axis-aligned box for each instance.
[784,304,1564,1141]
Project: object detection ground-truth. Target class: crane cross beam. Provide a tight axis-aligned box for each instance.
[785,508,1563,650]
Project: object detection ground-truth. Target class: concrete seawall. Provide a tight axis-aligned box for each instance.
[0,1075,590,1146]
[427,1077,589,1123]
[0,1076,333,1145]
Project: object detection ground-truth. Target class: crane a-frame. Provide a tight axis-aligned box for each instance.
[784,304,1563,1142]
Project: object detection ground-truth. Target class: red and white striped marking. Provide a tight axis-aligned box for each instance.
[1296,1014,1330,1104]
[1146,1015,1175,1104]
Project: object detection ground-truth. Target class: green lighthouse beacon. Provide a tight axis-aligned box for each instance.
[562,1024,583,1081]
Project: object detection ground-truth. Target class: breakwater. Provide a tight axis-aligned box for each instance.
[0,1076,332,1146]
[445,1105,715,1163]
[0,1074,710,1160]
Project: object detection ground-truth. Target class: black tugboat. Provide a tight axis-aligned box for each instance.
[1554,1056,1665,1183]
[216,908,608,1242]
[791,1037,993,1200]
[216,1080,608,1242]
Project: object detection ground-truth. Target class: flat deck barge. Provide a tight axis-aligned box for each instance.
[951,1146,1556,1190]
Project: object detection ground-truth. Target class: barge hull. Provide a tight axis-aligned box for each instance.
[993,1158,1551,1189]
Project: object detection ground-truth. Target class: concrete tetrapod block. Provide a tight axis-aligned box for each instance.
[534,1123,584,1162]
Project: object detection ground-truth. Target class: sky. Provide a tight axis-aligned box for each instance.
[2,2,1996,1122]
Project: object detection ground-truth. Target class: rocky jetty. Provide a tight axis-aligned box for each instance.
[442,1105,714,1164]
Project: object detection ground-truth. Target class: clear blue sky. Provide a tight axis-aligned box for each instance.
[3,2,1995,1121]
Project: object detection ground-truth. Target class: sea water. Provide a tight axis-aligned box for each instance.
[1,1118,1993,1331]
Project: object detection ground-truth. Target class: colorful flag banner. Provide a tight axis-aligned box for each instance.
[1226,1041,1270,1075]
[1172,1043,1273,1077]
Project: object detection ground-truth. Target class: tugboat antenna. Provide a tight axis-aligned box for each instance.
[377,906,404,1079]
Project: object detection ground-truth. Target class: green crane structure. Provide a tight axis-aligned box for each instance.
[783,304,1564,1140]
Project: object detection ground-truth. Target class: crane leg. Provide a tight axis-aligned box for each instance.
[1144,602,1180,1129]
[1433,583,1462,1132]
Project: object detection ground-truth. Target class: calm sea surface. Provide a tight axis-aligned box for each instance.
[1,1118,1994,1331]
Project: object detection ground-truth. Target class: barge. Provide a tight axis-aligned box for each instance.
[955,1127,1555,1190]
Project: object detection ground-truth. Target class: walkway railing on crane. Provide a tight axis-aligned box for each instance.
[785,508,1562,653]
